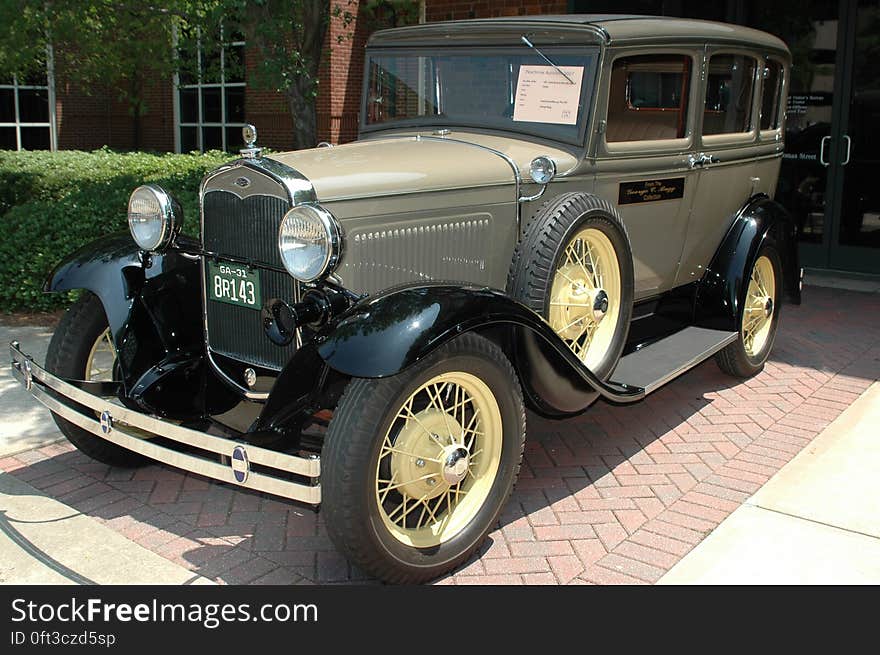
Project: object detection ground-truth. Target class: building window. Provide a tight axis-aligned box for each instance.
[703,54,757,135]
[606,54,692,143]
[176,25,245,153]
[0,71,53,150]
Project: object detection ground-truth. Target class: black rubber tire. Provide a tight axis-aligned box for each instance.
[715,244,783,379]
[507,192,635,380]
[44,292,147,467]
[321,333,526,584]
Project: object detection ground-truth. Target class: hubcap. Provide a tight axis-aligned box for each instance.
[742,255,776,357]
[375,372,503,548]
[548,227,622,369]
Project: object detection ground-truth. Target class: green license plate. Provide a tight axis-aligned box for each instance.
[207,260,262,310]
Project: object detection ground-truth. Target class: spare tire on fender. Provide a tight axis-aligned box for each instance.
[507,192,635,380]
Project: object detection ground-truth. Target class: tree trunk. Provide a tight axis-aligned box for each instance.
[286,77,318,150]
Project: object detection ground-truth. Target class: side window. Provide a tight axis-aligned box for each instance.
[606,54,691,143]
[703,54,757,135]
[760,60,784,130]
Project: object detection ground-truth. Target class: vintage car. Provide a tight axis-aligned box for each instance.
[10,15,802,583]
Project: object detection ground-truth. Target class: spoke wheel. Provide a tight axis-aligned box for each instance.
[742,255,776,358]
[548,227,622,370]
[376,371,503,548]
[716,245,782,379]
[322,333,526,584]
[86,328,117,382]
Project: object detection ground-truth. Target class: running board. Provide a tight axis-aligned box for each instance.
[610,327,737,395]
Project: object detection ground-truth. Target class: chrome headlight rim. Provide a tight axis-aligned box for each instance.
[127,184,181,252]
[278,203,344,283]
[529,156,557,185]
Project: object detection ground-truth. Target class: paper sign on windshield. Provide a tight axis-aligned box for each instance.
[513,65,584,125]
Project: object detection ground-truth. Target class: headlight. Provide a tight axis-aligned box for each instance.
[278,204,343,283]
[127,185,181,251]
[529,156,557,185]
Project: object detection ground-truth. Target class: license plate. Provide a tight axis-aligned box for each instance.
[207,260,262,310]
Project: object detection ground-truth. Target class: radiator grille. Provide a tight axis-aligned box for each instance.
[202,180,297,372]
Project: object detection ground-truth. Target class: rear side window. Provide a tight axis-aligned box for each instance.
[760,60,784,130]
[606,54,691,143]
[703,54,756,135]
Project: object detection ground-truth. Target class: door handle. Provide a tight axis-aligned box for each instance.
[841,134,851,166]
[820,135,831,167]
[688,153,720,169]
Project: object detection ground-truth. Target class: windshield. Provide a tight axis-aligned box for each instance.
[362,47,600,145]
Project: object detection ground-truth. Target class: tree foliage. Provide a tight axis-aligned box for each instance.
[0,1,354,150]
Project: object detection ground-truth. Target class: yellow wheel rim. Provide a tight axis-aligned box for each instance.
[742,255,776,358]
[86,328,117,382]
[375,371,503,548]
[548,227,622,370]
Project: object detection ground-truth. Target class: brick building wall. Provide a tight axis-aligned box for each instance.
[55,69,175,152]
[48,1,570,153]
[426,0,567,21]
[51,1,372,153]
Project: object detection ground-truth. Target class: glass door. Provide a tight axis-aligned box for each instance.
[829,0,880,272]
[749,1,844,269]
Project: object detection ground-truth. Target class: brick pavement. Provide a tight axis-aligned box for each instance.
[1,285,878,584]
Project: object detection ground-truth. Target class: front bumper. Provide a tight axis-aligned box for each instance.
[9,342,321,505]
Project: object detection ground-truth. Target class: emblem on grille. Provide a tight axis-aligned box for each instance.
[234,176,251,189]
[244,367,257,388]
[100,410,113,435]
[231,446,250,484]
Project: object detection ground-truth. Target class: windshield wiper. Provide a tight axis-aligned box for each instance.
[520,35,575,85]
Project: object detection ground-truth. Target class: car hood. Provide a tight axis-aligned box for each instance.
[267,133,578,202]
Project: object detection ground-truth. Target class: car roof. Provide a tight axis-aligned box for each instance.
[368,14,790,56]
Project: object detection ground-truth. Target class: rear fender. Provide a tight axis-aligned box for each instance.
[695,195,801,332]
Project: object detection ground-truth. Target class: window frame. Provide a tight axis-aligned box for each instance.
[0,64,56,151]
[173,26,246,154]
[600,47,699,156]
[758,55,787,142]
[699,48,761,148]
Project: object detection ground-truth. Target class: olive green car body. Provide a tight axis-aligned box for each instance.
[263,15,790,302]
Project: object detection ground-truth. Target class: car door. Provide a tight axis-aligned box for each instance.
[592,48,702,301]
[676,49,763,283]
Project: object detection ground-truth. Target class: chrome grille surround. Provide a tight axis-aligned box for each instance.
[200,158,316,399]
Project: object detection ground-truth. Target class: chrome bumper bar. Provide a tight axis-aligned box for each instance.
[9,342,320,505]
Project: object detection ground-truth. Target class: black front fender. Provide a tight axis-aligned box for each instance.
[312,284,643,417]
[45,233,143,346]
[44,232,238,417]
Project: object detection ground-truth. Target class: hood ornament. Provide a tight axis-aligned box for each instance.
[240,124,261,159]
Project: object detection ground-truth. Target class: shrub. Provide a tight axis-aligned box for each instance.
[0,148,230,312]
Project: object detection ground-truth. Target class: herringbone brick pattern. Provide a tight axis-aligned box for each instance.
[2,286,878,584]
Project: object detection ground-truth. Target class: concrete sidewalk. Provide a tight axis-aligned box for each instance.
[659,381,880,584]
[0,325,62,457]
[0,472,214,584]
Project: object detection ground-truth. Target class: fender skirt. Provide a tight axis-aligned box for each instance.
[310,284,645,417]
[695,194,802,333]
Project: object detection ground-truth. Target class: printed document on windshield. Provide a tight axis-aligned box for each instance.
[513,65,584,125]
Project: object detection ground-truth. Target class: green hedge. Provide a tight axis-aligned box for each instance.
[0,148,230,312]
